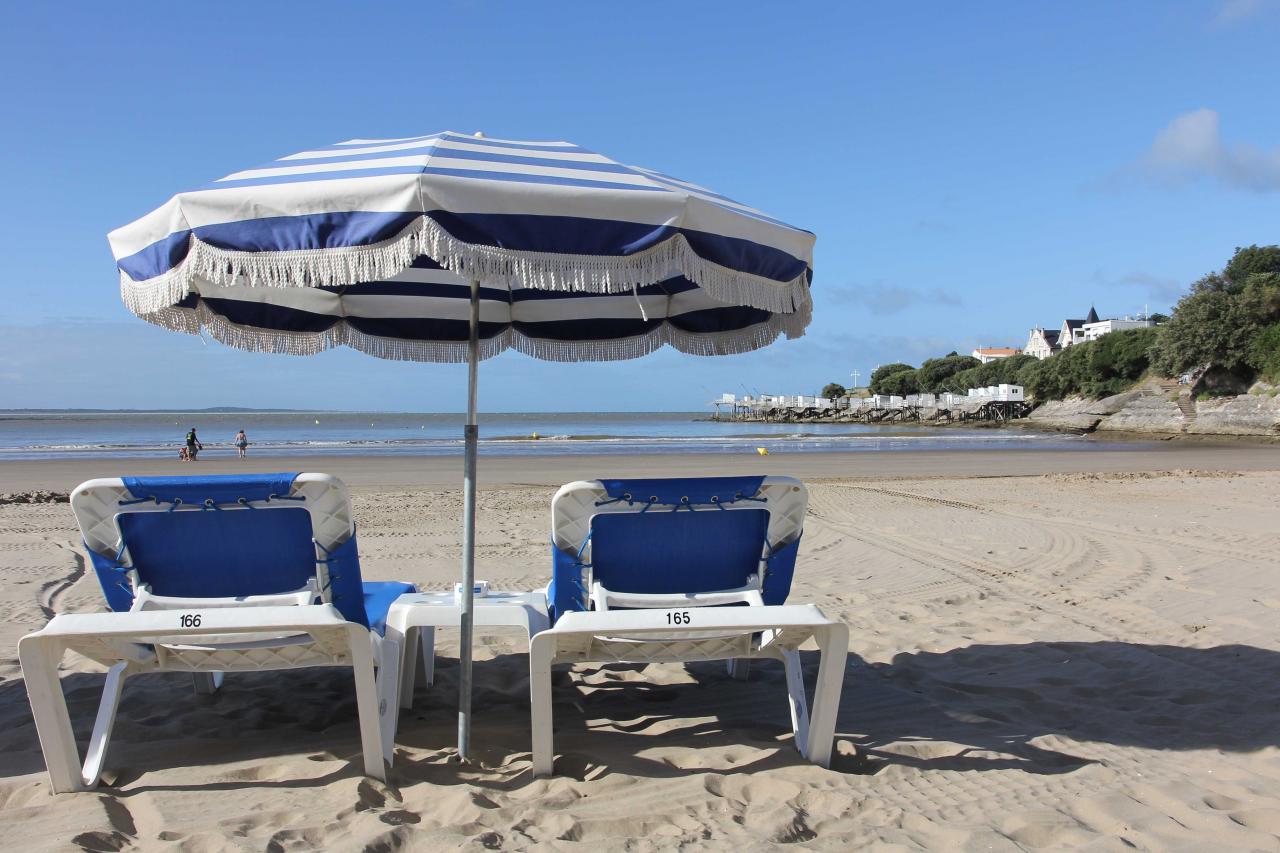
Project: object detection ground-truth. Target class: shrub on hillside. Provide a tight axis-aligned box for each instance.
[940,354,1036,394]
[1083,327,1158,397]
[1248,322,1280,384]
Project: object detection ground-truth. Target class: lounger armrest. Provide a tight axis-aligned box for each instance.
[28,604,360,642]
[537,603,838,638]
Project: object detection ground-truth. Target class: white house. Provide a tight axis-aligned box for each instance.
[971,346,1022,364]
[1080,315,1156,343]
[1024,327,1061,360]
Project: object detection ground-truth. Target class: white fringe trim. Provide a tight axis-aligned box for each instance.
[138,301,808,364]
[119,215,812,318]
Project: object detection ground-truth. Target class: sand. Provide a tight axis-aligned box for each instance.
[0,448,1278,850]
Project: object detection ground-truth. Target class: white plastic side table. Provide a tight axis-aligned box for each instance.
[384,590,550,726]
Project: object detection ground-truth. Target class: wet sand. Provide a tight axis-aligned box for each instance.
[2,440,1278,492]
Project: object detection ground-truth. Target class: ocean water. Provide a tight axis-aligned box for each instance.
[0,410,1102,460]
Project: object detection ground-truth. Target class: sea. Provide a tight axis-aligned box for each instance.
[0,410,1111,461]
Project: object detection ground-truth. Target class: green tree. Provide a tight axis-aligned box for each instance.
[1152,289,1258,376]
[1248,322,1280,383]
[868,363,915,394]
[916,354,981,391]
[1153,247,1280,379]
[878,368,920,396]
[1224,245,1280,291]
[821,382,847,399]
[944,366,983,394]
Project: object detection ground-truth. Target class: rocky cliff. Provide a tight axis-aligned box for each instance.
[1027,387,1280,437]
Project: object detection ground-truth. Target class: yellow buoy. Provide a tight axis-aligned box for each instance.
[756,447,770,456]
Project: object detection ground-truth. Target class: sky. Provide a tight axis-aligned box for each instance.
[1,1,1278,412]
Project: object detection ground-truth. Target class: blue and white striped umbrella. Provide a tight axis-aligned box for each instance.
[109,131,814,361]
[107,130,816,762]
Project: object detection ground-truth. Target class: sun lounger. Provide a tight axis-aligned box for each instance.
[531,476,848,776]
[18,473,414,792]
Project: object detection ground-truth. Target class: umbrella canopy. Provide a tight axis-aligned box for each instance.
[107,131,816,761]
[109,131,814,360]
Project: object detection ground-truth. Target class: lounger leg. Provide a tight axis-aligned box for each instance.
[781,649,811,759]
[347,630,386,781]
[82,661,130,788]
[397,627,418,711]
[375,637,400,765]
[17,636,83,794]
[805,624,849,769]
[191,671,223,695]
[529,635,555,777]
[420,626,435,687]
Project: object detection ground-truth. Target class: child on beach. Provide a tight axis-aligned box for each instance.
[235,429,249,458]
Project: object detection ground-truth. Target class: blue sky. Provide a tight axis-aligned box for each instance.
[1,1,1278,411]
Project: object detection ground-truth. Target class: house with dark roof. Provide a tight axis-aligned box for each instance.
[1059,307,1100,350]
[1026,306,1154,360]
[1023,327,1060,360]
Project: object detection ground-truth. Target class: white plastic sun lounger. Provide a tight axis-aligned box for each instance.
[18,473,415,792]
[531,476,848,776]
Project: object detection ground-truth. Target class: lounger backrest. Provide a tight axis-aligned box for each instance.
[549,476,808,619]
[70,473,375,627]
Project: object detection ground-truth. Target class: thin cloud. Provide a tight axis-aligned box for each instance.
[828,282,964,316]
[813,331,1004,370]
[1090,269,1185,305]
[1122,108,1280,192]
[1211,0,1274,26]
[914,218,953,234]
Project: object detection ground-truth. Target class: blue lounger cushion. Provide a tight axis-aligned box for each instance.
[548,476,802,621]
[89,474,414,634]
[116,508,317,601]
[590,508,770,594]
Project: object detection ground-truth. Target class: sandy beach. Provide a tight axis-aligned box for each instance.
[1,446,1278,850]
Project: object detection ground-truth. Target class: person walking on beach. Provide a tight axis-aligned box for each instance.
[185,427,203,461]
[235,429,248,459]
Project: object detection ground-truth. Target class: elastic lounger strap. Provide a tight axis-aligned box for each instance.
[117,493,306,512]
[761,534,802,605]
[314,529,370,627]
[88,540,135,612]
[596,476,768,511]
[120,472,302,507]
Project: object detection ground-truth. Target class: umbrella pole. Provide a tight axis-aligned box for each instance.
[459,277,480,761]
